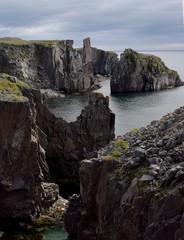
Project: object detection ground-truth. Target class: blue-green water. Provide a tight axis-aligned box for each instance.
[46,51,184,136]
[44,227,67,240]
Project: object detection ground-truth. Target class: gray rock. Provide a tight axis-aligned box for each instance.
[111,48,183,93]
[139,174,154,181]
[134,147,146,159]
[8,76,17,83]
[125,158,143,168]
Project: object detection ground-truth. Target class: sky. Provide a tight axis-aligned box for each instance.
[0,0,184,51]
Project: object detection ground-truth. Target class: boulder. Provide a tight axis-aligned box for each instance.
[111,48,183,93]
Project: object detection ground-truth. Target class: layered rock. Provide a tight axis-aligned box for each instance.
[0,75,115,227]
[65,106,184,240]
[92,48,118,76]
[0,38,94,93]
[111,48,183,93]
[0,88,59,225]
[43,93,115,188]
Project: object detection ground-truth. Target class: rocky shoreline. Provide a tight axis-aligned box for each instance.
[0,73,115,238]
[1,38,184,240]
[65,106,184,239]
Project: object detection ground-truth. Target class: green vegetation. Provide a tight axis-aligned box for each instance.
[125,49,170,74]
[0,74,29,101]
[113,138,128,150]
[0,37,62,46]
[129,128,139,134]
[111,147,121,157]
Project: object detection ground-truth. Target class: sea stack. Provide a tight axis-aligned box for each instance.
[111,48,183,93]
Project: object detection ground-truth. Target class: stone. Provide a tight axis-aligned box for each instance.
[8,76,17,83]
[111,48,183,93]
[134,147,146,159]
[139,174,154,181]
[65,105,184,240]
[125,158,143,168]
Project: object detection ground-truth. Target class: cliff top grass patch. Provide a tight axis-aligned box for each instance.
[0,74,29,101]
[123,48,170,72]
[0,37,62,46]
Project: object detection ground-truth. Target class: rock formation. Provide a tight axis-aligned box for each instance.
[65,106,184,239]
[92,47,118,76]
[0,87,59,226]
[0,38,95,93]
[111,48,183,93]
[34,90,115,190]
[0,74,115,227]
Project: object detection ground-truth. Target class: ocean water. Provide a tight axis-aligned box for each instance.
[46,51,184,136]
[44,226,67,240]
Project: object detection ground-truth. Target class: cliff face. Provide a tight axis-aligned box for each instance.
[0,76,115,225]
[111,49,183,93]
[34,91,115,185]
[92,48,118,76]
[0,91,59,224]
[0,39,94,93]
[65,106,184,240]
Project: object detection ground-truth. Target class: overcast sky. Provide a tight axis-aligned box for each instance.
[0,0,183,51]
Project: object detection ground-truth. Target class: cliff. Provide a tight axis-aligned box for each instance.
[0,76,59,226]
[65,106,184,239]
[0,38,94,93]
[111,49,183,93]
[0,74,115,227]
[92,48,118,76]
[0,37,119,94]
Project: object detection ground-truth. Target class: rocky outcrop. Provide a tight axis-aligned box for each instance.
[0,38,95,93]
[0,90,59,226]
[111,48,183,93]
[37,92,115,187]
[65,106,184,240]
[0,75,115,227]
[92,48,118,76]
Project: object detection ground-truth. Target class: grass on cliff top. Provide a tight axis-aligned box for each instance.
[0,37,62,46]
[125,49,170,72]
[0,74,29,101]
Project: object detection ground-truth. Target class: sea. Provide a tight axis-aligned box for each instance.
[46,51,184,136]
[44,51,184,239]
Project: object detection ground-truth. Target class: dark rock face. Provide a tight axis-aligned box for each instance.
[111,48,183,93]
[65,106,184,240]
[42,92,115,183]
[92,48,118,76]
[0,83,115,225]
[0,95,59,224]
[0,39,94,93]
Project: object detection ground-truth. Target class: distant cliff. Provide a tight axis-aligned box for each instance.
[92,47,118,76]
[0,38,95,93]
[65,105,184,240]
[111,49,183,93]
[0,37,118,93]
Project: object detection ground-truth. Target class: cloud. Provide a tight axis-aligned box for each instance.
[0,0,183,50]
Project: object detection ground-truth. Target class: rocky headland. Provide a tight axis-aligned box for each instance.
[0,37,118,94]
[111,48,183,93]
[0,73,115,236]
[65,106,184,239]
